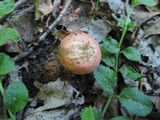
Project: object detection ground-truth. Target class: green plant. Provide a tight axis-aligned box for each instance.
[0,0,28,120]
[81,0,156,120]
[0,0,15,17]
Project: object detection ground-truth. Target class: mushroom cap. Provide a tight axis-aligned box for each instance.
[58,32,101,74]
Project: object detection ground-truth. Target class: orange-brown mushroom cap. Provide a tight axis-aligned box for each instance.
[58,32,101,74]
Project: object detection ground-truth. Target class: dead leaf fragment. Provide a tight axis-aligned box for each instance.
[143,19,160,37]
[54,29,71,41]
[9,65,22,82]
[100,0,123,14]
[132,10,160,25]
[39,0,54,18]
[7,8,35,43]
[150,96,160,112]
[24,108,79,120]
[81,19,111,43]
[24,78,84,119]
[4,41,22,53]
[138,36,160,67]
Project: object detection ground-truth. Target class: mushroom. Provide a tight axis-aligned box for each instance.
[58,32,101,74]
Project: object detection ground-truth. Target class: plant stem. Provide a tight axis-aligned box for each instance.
[118,7,133,48]
[8,109,15,120]
[102,94,113,117]
[92,0,99,19]
[0,79,4,96]
[0,78,16,120]
[115,6,133,74]
[101,3,136,118]
[102,4,134,117]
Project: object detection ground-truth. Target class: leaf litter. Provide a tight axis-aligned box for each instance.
[1,0,160,120]
[24,78,84,120]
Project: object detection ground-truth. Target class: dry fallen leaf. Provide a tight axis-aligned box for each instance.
[4,41,22,53]
[9,65,22,82]
[7,10,35,43]
[39,0,54,19]
[54,29,71,41]
[24,78,84,120]
[81,19,111,43]
[138,36,160,67]
[132,10,160,25]
[143,18,160,37]
[150,96,160,112]
[100,0,124,14]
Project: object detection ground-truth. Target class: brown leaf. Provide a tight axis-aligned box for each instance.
[4,41,22,53]
[39,0,54,16]
[143,19,160,37]
[132,10,160,25]
[54,29,71,41]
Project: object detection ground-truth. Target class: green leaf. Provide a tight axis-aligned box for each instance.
[119,66,142,80]
[117,87,153,117]
[100,44,116,68]
[80,106,103,120]
[110,116,131,120]
[131,0,138,6]
[0,0,15,17]
[80,106,94,120]
[0,53,15,75]
[0,79,4,96]
[127,22,136,29]
[92,108,103,120]
[103,37,120,54]
[3,82,28,115]
[132,0,157,7]
[117,18,126,29]
[121,46,141,61]
[0,28,18,46]
[117,18,136,29]
[93,65,116,95]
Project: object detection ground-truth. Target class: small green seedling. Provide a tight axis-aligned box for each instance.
[80,105,103,120]
[0,0,28,120]
[81,0,156,120]
[0,0,15,17]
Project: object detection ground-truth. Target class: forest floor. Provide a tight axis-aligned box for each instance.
[1,0,160,120]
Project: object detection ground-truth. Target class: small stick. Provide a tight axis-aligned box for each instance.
[13,47,34,62]
[39,0,73,41]
[14,0,28,9]
[13,0,73,62]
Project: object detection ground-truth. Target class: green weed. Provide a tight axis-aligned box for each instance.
[0,0,28,120]
[81,0,156,120]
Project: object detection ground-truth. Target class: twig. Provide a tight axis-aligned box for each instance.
[14,0,28,9]
[13,0,72,62]
[39,0,73,41]
[13,47,34,62]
